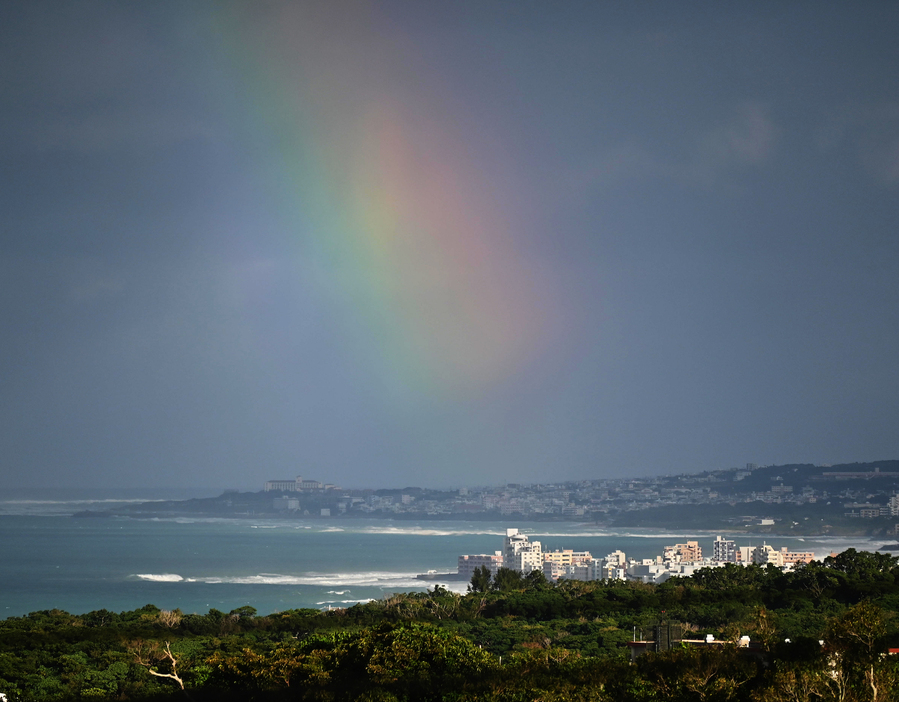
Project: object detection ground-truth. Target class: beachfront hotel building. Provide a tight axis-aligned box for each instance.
[265,478,301,492]
[264,476,332,492]
[457,553,504,579]
[503,528,543,573]
[542,549,594,580]
[455,530,816,586]
[543,549,594,568]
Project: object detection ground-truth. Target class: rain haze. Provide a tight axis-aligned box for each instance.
[1,2,898,492]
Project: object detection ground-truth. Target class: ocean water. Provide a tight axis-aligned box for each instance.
[0,496,887,618]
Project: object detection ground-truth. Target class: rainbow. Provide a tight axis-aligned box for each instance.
[210,4,557,399]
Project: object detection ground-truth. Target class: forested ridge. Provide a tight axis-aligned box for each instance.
[3,549,899,701]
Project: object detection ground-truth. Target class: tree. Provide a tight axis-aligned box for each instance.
[228,605,257,619]
[749,606,780,653]
[425,585,462,620]
[468,566,492,593]
[760,664,830,702]
[130,640,188,696]
[492,567,524,592]
[639,645,755,702]
[826,600,887,666]
[158,609,183,628]
[524,568,550,591]
[825,601,891,702]
[824,549,898,579]
[207,643,303,692]
[790,560,843,600]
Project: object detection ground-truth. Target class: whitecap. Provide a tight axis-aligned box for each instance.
[354,525,503,537]
[133,573,184,582]
[160,570,440,589]
[219,571,421,587]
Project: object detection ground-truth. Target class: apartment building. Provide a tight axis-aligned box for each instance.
[542,549,593,580]
[750,543,815,566]
[712,536,737,563]
[663,540,702,563]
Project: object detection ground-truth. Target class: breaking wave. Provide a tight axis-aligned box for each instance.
[133,573,184,582]
[128,571,448,589]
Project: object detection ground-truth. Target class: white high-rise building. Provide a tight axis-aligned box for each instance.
[503,528,543,573]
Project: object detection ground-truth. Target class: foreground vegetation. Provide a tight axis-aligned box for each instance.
[4,550,899,700]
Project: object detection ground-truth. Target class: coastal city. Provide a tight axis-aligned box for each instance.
[256,460,899,535]
[447,528,817,586]
[98,460,899,539]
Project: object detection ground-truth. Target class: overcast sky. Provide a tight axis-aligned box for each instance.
[2,2,898,491]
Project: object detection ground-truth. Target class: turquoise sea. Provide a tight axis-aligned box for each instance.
[0,494,887,618]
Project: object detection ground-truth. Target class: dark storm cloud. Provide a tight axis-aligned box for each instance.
[1,1,898,490]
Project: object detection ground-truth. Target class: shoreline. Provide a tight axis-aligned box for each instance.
[1,509,890,545]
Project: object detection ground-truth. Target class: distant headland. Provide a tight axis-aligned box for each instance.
[87,460,899,537]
